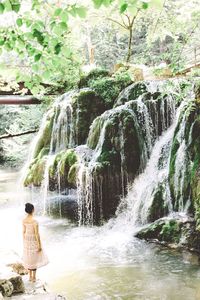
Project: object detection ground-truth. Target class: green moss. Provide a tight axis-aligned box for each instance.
[87,116,102,149]
[114,82,147,107]
[78,68,110,88]
[194,80,200,104]
[68,163,78,186]
[147,183,169,222]
[33,111,54,159]
[72,89,106,145]
[58,149,77,176]
[24,156,46,187]
[89,75,131,108]
[160,220,181,243]
[37,147,50,159]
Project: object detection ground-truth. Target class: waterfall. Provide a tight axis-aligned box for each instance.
[76,92,176,225]
[23,78,195,226]
[50,91,75,153]
[114,99,194,227]
[39,92,76,215]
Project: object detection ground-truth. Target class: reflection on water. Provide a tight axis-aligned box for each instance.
[1,169,200,300]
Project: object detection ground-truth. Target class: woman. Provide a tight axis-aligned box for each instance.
[22,203,49,282]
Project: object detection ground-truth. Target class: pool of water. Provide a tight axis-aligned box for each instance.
[0,169,200,300]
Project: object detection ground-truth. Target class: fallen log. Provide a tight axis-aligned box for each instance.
[0,96,41,105]
[0,129,38,140]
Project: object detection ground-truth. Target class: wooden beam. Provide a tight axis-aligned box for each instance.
[0,96,41,105]
[0,129,38,140]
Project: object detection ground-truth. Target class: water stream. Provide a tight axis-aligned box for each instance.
[1,169,200,300]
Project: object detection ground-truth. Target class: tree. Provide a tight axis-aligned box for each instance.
[0,0,164,95]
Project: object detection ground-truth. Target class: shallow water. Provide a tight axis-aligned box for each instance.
[1,169,200,300]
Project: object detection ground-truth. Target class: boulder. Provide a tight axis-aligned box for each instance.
[47,194,78,220]
[7,263,28,275]
[0,268,25,297]
[0,279,13,297]
[135,215,200,253]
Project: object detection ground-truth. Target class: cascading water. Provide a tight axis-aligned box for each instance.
[113,98,195,229]
[41,93,74,215]
[76,91,176,225]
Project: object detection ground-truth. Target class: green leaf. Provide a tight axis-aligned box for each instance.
[142,2,149,9]
[34,53,42,62]
[54,8,62,16]
[32,63,39,72]
[42,70,51,80]
[68,6,77,17]
[53,22,68,35]
[0,39,5,46]
[128,5,138,15]
[25,19,32,27]
[150,0,164,9]
[60,9,69,22]
[60,22,68,30]
[16,18,23,27]
[92,0,104,9]
[76,6,87,18]
[120,3,128,13]
[12,3,20,13]
[54,42,62,55]
[102,0,112,7]
[0,3,5,14]
[4,0,12,12]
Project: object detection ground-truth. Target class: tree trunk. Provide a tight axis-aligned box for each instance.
[126,26,133,63]
[0,129,38,140]
[0,96,41,105]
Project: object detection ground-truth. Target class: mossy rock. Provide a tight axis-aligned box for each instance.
[114,82,147,107]
[68,163,78,187]
[85,106,142,222]
[168,101,200,211]
[71,89,107,145]
[33,110,54,159]
[136,218,181,244]
[78,68,110,88]
[194,81,200,104]
[147,183,169,222]
[24,156,47,187]
[89,76,132,108]
[48,149,78,190]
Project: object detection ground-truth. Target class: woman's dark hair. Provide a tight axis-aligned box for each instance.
[25,203,34,214]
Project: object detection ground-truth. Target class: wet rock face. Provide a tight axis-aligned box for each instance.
[47,194,78,221]
[81,108,141,223]
[135,216,200,253]
[168,101,200,217]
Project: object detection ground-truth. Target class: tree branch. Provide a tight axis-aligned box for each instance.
[0,129,38,140]
[106,17,128,30]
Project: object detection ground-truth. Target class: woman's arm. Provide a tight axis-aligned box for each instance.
[34,222,42,251]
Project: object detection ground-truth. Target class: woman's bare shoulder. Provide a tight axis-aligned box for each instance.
[22,218,38,225]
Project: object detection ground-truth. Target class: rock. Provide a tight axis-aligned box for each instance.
[135,215,200,253]
[0,279,13,297]
[9,276,25,294]
[47,194,78,220]
[10,278,66,300]
[0,267,25,297]
[7,263,28,276]
[0,292,3,299]
[48,149,78,191]
[78,68,110,88]
[194,81,200,104]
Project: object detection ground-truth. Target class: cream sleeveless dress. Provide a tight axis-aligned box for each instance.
[22,221,49,270]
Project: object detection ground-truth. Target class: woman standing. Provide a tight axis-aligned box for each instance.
[22,203,49,282]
